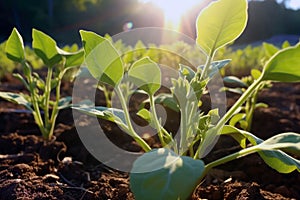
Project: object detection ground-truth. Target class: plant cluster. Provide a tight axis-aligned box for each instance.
[72,0,300,199]
[0,28,83,140]
[1,0,299,199]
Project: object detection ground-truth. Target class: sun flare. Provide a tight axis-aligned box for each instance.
[140,0,203,31]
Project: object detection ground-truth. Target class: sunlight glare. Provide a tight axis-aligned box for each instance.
[140,0,202,30]
[288,0,300,10]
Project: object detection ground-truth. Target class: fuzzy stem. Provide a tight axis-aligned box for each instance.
[115,86,151,152]
[149,95,166,146]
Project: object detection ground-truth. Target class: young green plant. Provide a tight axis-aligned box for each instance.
[222,69,271,131]
[74,0,300,199]
[0,28,83,140]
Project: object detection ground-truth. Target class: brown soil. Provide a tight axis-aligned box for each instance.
[0,74,299,200]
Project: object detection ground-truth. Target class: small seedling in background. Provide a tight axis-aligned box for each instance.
[0,28,84,140]
[223,69,272,131]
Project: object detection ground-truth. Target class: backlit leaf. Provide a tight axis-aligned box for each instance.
[128,57,161,95]
[221,126,300,173]
[262,44,300,82]
[32,29,62,66]
[5,28,25,63]
[80,30,124,86]
[196,0,248,55]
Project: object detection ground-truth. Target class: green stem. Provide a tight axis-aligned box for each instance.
[49,69,67,140]
[179,103,188,155]
[44,67,53,138]
[149,95,166,146]
[149,95,174,146]
[200,51,214,81]
[115,86,151,152]
[24,62,47,138]
[246,88,259,132]
[202,145,259,179]
[216,76,263,130]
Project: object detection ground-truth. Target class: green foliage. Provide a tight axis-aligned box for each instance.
[221,126,300,173]
[262,44,300,82]
[128,57,161,96]
[71,0,300,199]
[196,0,248,56]
[32,29,62,66]
[5,28,25,62]
[130,148,204,200]
[0,28,83,140]
[223,69,271,131]
[80,30,124,86]
[0,42,18,77]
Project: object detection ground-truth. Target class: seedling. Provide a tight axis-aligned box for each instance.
[0,28,84,140]
[74,0,300,199]
[223,69,272,131]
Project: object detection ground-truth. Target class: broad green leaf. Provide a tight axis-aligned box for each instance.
[262,45,300,82]
[0,92,32,110]
[259,132,300,152]
[80,30,124,86]
[5,28,25,62]
[32,29,62,66]
[128,57,161,95]
[257,133,300,173]
[196,0,248,55]
[258,150,300,173]
[130,148,205,200]
[221,126,300,173]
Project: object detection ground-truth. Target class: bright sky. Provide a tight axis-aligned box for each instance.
[139,0,300,31]
[139,0,203,30]
[281,0,300,10]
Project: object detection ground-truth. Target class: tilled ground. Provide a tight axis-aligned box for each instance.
[0,75,299,199]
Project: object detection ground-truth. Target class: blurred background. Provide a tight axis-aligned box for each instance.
[0,0,299,45]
